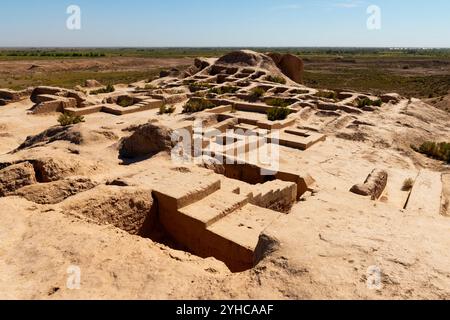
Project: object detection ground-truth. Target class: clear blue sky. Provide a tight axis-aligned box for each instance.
[0,0,449,47]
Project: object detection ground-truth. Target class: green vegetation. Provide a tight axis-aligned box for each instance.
[209,86,239,95]
[290,89,310,95]
[159,105,176,115]
[0,70,163,91]
[250,87,266,99]
[182,99,216,114]
[188,83,212,92]
[144,84,156,90]
[90,84,115,95]
[412,141,450,163]
[266,98,292,108]
[57,112,85,126]
[2,47,450,61]
[0,50,106,60]
[2,47,450,102]
[117,97,134,107]
[314,90,338,100]
[357,98,383,108]
[267,107,293,121]
[402,178,415,191]
[372,99,383,107]
[265,75,286,84]
[304,70,450,100]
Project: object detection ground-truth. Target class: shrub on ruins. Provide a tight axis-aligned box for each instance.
[315,90,338,100]
[144,84,156,90]
[266,98,291,108]
[250,87,266,100]
[182,99,216,114]
[90,84,115,95]
[402,178,414,191]
[188,82,211,93]
[209,86,239,95]
[412,141,450,163]
[57,112,85,126]
[267,107,293,121]
[118,97,134,107]
[159,105,176,115]
[265,75,286,84]
[372,99,383,107]
[290,89,310,95]
[357,98,383,108]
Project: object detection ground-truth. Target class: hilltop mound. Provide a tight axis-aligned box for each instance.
[217,50,276,69]
[214,50,303,84]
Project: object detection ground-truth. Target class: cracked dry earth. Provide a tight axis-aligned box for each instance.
[1,52,450,300]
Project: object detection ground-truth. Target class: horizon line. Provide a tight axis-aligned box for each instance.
[1,46,450,50]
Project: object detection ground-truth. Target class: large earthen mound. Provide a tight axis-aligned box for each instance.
[217,50,275,68]
[214,50,290,82]
[118,122,174,159]
[212,50,304,84]
[267,52,304,83]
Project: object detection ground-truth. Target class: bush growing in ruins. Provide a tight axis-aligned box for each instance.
[266,98,291,108]
[372,99,383,107]
[159,105,176,115]
[144,84,156,90]
[267,107,292,121]
[182,99,216,114]
[265,75,286,84]
[57,112,85,126]
[250,87,266,100]
[315,90,338,100]
[118,97,134,107]
[291,89,310,95]
[90,84,115,95]
[209,86,238,95]
[357,98,383,108]
[412,141,450,163]
[402,178,414,191]
[188,83,211,93]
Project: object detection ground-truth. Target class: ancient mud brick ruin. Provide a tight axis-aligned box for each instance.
[1,50,422,273]
[0,88,29,106]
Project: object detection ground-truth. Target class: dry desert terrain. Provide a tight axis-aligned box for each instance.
[0,50,449,299]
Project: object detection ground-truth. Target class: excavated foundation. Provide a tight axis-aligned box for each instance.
[149,174,285,272]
